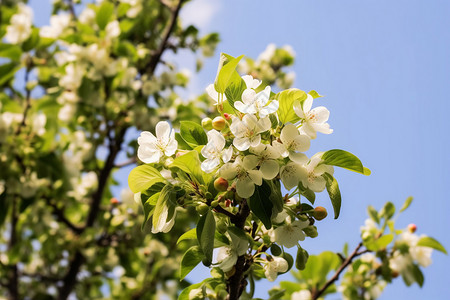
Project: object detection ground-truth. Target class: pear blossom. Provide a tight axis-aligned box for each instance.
[152,207,176,234]
[294,94,333,139]
[59,64,84,91]
[216,232,248,272]
[398,232,433,267]
[230,114,271,151]
[40,14,71,39]
[105,20,121,40]
[291,290,312,300]
[258,43,276,62]
[241,75,261,89]
[205,84,227,103]
[263,256,288,281]
[200,130,233,173]
[32,113,46,136]
[219,156,263,198]
[269,217,309,248]
[5,4,33,44]
[273,124,310,161]
[280,157,308,191]
[360,218,379,240]
[249,144,280,180]
[234,86,279,118]
[389,251,412,273]
[78,8,96,25]
[137,121,177,164]
[300,152,334,193]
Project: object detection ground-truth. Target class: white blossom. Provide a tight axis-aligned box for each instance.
[59,64,84,91]
[291,290,312,300]
[230,114,271,151]
[280,158,308,191]
[216,233,248,272]
[258,43,276,62]
[219,156,263,199]
[205,84,227,103]
[5,4,33,44]
[40,14,71,39]
[235,86,278,118]
[152,207,176,234]
[241,75,261,89]
[249,144,280,180]
[269,218,309,248]
[32,113,46,136]
[201,130,233,173]
[105,20,121,40]
[273,124,310,161]
[78,8,96,25]
[263,256,288,281]
[137,121,177,164]
[360,218,378,240]
[300,152,334,193]
[294,94,333,139]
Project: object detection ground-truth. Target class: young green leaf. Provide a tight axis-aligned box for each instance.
[179,246,204,280]
[417,236,447,254]
[367,205,380,224]
[248,181,273,229]
[321,149,371,175]
[170,150,211,185]
[180,121,208,147]
[298,182,315,205]
[323,173,341,219]
[224,73,246,109]
[400,196,414,213]
[196,209,216,266]
[380,202,395,220]
[214,53,244,93]
[274,88,306,124]
[177,228,197,245]
[128,164,166,193]
[96,1,115,30]
[308,90,323,99]
[175,132,193,150]
[141,193,158,230]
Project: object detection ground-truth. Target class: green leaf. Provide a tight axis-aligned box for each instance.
[152,185,177,232]
[175,132,193,150]
[298,182,315,205]
[177,228,197,245]
[400,196,413,213]
[308,90,323,99]
[274,88,306,124]
[214,53,244,93]
[248,181,273,229]
[266,180,283,214]
[270,244,282,256]
[96,1,115,30]
[141,192,158,230]
[22,28,40,52]
[321,149,371,175]
[380,202,395,220]
[196,209,216,266]
[179,121,208,147]
[224,73,246,108]
[128,164,166,193]
[170,150,211,185]
[417,236,447,254]
[0,62,20,86]
[323,173,341,219]
[179,246,204,280]
[374,233,394,250]
[0,43,22,61]
[295,246,309,270]
[367,205,380,224]
[402,264,424,287]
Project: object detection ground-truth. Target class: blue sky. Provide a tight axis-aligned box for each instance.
[30,0,449,299]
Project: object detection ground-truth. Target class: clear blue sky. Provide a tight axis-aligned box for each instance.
[30,0,449,299]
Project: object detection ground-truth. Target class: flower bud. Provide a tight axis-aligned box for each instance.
[408,223,417,233]
[201,117,213,130]
[214,177,229,192]
[212,116,226,131]
[313,206,328,220]
[110,198,119,205]
[196,203,209,215]
[223,113,231,120]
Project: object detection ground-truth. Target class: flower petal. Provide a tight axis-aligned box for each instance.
[233,136,250,151]
[311,106,330,123]
[280,124,299,145]
[155,121,171,143]
[236,176,255,198]
[260,160,279,180]
[243,155,259,170]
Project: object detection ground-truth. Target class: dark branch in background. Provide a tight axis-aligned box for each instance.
[66,0,77,20]
[57,1,185,298]
[311,242,370,300]
[114,157,137,168]
[227,200,251,300]
[44,196,84,234]
[7,198,19,300]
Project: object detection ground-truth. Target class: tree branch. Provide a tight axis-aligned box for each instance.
[7,197,19,300]
[312,242,369,300]
[45,196,84,234]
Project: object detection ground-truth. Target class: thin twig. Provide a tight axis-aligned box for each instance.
[312,242,369,300]
[114,157,137,168]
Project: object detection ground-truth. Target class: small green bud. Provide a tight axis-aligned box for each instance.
[212,116,226,131]
[205,192,213,200]
[196,203,209,215]
[313,206,328,220]
[214,177,229,192]
[211,200,220,208]
[201,117,213,130]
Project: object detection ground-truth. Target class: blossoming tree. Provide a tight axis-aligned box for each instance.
[0,0,446,300]
[129,53,447,300]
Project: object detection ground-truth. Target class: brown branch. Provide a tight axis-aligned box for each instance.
[56,2,185,298]
[45,197,84,234]
[145,0,185,76]
[312,242,369,300]
[114,157,137,168]
[7,198,19,300]
[227,199,251,300]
